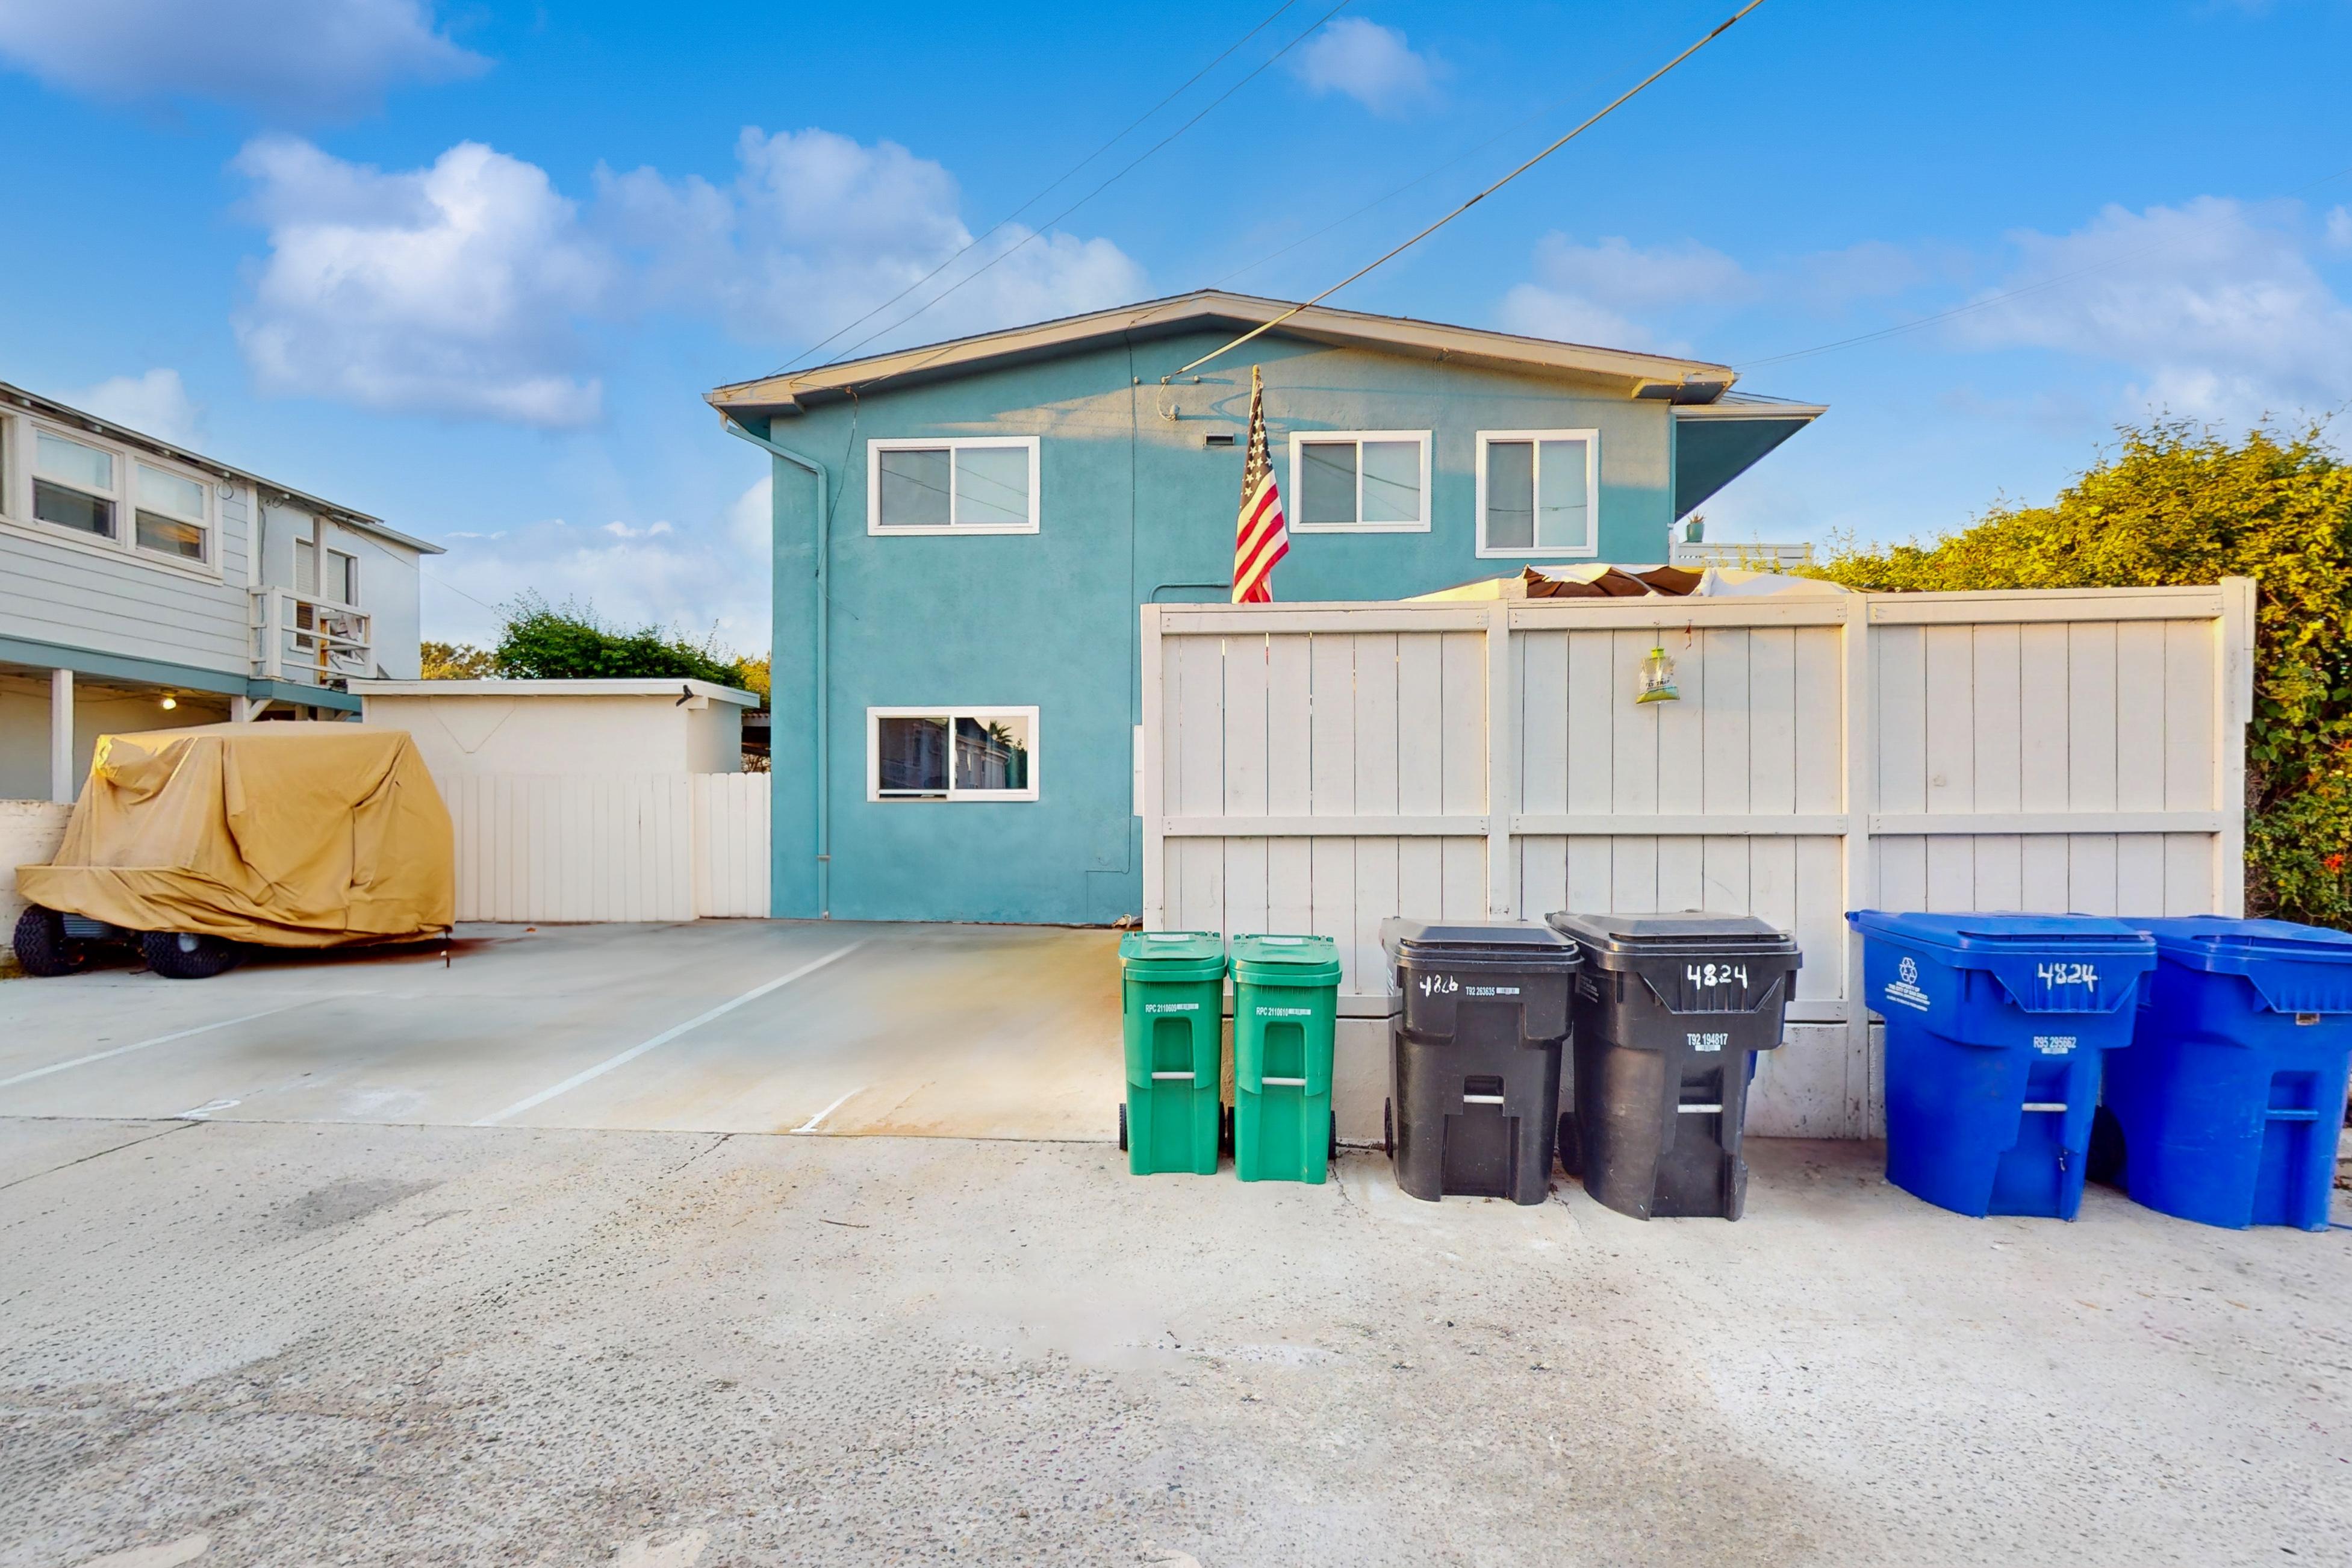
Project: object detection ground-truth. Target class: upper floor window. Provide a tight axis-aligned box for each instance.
[296,538,360,604]
[1477,430,1598,558]
[868,437,1038,535]
[1288,431,1430,532]
[34,431,119,539]
[8,418,218,571]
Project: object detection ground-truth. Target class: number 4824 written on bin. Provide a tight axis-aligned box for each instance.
[2036,962,2099,987]
[1687,963,1748,989]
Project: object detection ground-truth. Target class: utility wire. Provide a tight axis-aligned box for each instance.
[1736,160,2352,372]
[1169,0,1772,379]
[824,0,1355,384]
[770,1,1307,376]
[1210,48,1640,290]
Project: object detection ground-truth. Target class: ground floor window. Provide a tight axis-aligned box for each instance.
[868,706,1038,801]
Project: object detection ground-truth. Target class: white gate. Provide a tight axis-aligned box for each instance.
[443,772,770,923]
[1140,581,2255,1136]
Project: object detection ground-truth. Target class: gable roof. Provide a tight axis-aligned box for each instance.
[706,289,1752,417]
[1,379,443,555]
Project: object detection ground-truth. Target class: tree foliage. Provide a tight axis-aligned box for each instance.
[421,594,759,696]
[420,639,498,679]
[1807,420,2352,926]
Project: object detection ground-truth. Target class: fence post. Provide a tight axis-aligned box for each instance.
[2215,575,2255,918]
[1484,602,1516,918]
[1140,603,1166,930]
[1840,592,1877,1137]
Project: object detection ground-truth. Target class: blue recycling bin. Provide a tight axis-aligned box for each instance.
[2099,918,2352,1231]
[1849,912,2157,1219]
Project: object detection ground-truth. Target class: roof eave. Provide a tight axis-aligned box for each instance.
[705,290,1740,415]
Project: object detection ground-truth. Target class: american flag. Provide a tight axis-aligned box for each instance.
[1231,364,1288,603]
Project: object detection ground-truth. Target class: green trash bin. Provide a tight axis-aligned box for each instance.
[1118,930,1227,1175]
[1231,933,1343,1183]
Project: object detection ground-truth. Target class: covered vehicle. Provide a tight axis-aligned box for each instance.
[13,723,453,978]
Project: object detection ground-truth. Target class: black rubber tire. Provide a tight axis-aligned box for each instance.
[1118,1102,1128,1152]
[140,929,243,980]
[1383,1098,1394,1161]
[1557,1112,1584,1179]
[1220,1104,1236,1156]
[1328,1113,1339,1163]
[11,904,84,977]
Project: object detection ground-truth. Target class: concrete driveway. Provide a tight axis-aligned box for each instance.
[1,1121,2347,1567]
[0,921,1124,1140]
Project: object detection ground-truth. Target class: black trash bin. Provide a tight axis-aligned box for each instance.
[1378,918,1581,1205]
[1546,912,1801,1221]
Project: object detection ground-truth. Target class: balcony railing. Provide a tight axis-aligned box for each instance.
[252,587,373,687]
[1667,540,1817,571]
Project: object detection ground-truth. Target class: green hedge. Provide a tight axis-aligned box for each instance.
[1806,421,2352,926]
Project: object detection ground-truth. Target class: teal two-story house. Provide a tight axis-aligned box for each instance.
[706,290,1821,926]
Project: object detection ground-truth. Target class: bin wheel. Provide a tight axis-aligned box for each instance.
[1328,1113,1339,1165]
[1382,1098,1394,1161]
[11,904,86,978]
[1117,1103,1128,1153]
[1557,1112,1583,1179]
[140,930,243,981]
[2087,1105,2126,1187]
[1221,1104,1235,1156]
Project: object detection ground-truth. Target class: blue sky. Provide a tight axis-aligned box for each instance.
[4,0,2349,653]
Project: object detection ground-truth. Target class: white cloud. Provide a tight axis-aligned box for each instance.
[1952,196,2352,422]
[2325,206,2352,254]
[232,135,612,426]
[0,0,484,116]
[67,369,202,447]
[1499,234,1752,350]
[422,479,774,652]
[596,126,1146,352]
[1289,17,1437,116]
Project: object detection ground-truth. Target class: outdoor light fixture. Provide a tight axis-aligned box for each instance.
[159,695,177,711]
[1636,647,1679,704]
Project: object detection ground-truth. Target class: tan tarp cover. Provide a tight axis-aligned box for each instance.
[15,723,453,947]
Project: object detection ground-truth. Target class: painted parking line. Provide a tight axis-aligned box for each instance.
[791,1087,862,1134]
[0,1000,334,1091]
[470,942,867,1128]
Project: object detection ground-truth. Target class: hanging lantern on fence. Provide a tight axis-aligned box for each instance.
[1636,646,1679,704]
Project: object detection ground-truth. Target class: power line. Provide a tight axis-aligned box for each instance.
[1735,160,2352,372]
[1210,50,1642,290]
[1169,0,1773,379]
[770,1,1308,377]
[822,0,1355,384]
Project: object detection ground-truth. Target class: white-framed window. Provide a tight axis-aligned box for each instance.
[1287,430,1430,532]
[1476,429,1599,558]
[867,437,1039,534]
[4,414,220,573]
[867,706,1039,801]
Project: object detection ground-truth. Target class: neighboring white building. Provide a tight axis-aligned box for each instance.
[0,379,441,802]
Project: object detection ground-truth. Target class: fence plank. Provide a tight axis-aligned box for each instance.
[1267,635,1312,817]
[1566,630,1616,815]
[1309,634,1357,817]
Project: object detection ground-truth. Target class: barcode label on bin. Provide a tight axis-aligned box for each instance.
[2032,1035,2076,1055]
[1143,1002,1199,1014]
[1687,1032,1729,1052]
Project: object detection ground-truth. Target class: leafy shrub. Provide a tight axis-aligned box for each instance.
[492,593,754,689]
[1808,420,2352,926]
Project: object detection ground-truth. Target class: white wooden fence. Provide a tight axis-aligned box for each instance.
[442,772,770,923]
[1141,582,2255,1128]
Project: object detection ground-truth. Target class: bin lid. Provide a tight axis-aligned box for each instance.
[1378,918,1581,971]
[1229,933,1342,985]
[1847,909,2155,957]
[2135,915,2352,968]
[1118,930,1228,979]
[1545,910,1799,969]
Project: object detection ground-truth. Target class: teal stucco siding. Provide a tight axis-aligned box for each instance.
[758,329,1694,925]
